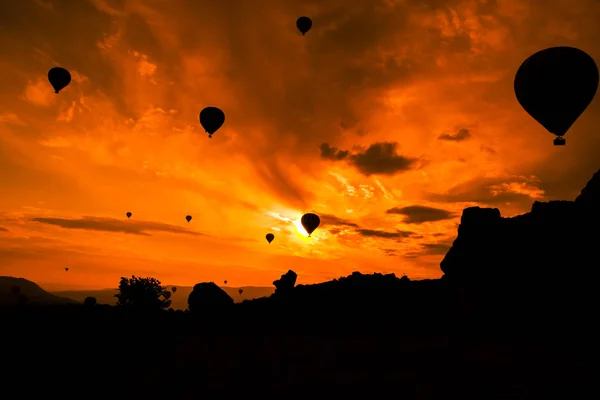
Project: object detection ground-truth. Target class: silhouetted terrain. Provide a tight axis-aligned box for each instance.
[2,169,599,399]
[0,277,77,305]
[51,286,273,309]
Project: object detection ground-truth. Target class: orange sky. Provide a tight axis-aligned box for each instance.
[1,0,599,290]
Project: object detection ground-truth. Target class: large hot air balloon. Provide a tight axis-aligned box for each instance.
[266,233,275,244]
[172,286,177,293]
[199,107,225,138]
[301,213,320,237]
[514,46,599,146]
[126,212,132,219]
[296,16,312,35]
[65,267,69,272]
[186,215,192,223]
[48,67,71,94]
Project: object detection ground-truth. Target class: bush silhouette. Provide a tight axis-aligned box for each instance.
[115,275,171,311]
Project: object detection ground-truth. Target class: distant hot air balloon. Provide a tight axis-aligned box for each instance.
[172,286,177,293]
[199,107,225,138]
[301,213,320,237]
[163,291,172,300]
[296,16,312,35]
[186,215,192,223]
[224,280,228,285]
[126,212,132,219]
[238,289,243,295]
[514,46,599,146]
[65,267,69,272]
[48,67,71,94]
[266,233,275,244]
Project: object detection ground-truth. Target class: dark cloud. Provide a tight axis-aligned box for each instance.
[438,128,472,142]
[404,242,452,258]
[31,216,204,237]
[428,176,544,206]
[320,213,358,228]
[0,226,8,232]
[386,205,457,224]
[356,229,413,240]
[380,248,399,257]
[320,142,419,176]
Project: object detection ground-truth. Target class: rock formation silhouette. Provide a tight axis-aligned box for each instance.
[187,282,234,314]
[440,168,600,328]
[272,270,298,296]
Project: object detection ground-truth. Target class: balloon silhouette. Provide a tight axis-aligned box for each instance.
[163,291,172,300]
[199,107,225,138]
[172,287,177,293]
[296,16,312,35]
[301,213,320,237]
[65,267,69,272]
[48,67,71,94]
[186,215,192,223]
[514,46,599,146]
[126,212,132,219]
[238,289,243,295]
[224,280,228,285]
[266,233,275,244]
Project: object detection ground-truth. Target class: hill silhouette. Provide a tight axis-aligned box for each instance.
[51,285,274,309]
[2,169,599,398]
[0,277,78,306]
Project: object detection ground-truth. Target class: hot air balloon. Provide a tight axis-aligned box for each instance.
[172,286,177,293]
[199,107,225,138]
[296,16,312,35]
[514,46,599,146]
[126,212,132,219]
[224,280,228,285]
[301,213,320,237]
[65,267,69,272]
[266,233,275,244]
[163,291,172,300]
[48,67,71,94]
[186,215,192,223]
[238,289,243,295]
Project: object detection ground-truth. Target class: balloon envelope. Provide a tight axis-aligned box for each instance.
[48,67,71,94]
[65,267,69,272]
[238,289,243,295]
[172,287,177,293]
[266,233,275,243]
[199,107,225,138]
[186,215,192,223]
[296,16,312,35]
[301,213,320,236]
[224,280,228,284]
[514,46,599,143]
[126,212,132,219]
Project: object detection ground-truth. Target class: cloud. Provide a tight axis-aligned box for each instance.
[356,229,413,240]
[0,227,8,232]
[438,128,472,141]
[319,213,359,228]
[320,142,419,176]
[429,176,546,206]
[386,205,457,224]
[21,79,55,107]
[30,216,204,237]
[404,242,453,259]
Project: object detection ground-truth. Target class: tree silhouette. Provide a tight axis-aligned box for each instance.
[115,275,172,311]
[84,296,97,307]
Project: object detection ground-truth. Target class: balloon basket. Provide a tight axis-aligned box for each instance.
[553,137,566,146]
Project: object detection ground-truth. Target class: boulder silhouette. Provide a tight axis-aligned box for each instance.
[440,168,600,326]
[272,270,297,295]
[187,282,234,314]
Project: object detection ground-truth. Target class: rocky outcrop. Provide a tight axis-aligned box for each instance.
[440,169,600,320]
[187,282,234,314]
[272,270,298,296]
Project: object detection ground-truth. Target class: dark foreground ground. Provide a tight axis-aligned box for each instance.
[2,307,596,400]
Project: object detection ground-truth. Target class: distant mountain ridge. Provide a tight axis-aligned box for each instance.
[51,285,274,310]
[0,276,78,305]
